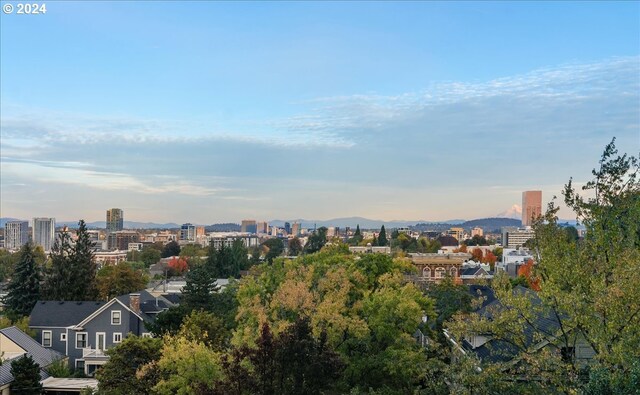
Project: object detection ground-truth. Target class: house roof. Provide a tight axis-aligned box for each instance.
[29,301,106,327]
[437,235,459,247]
[460,285,563,363]
[0,326,64,385]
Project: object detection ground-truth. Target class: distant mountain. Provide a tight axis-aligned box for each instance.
[205,223,241,232]
[496,204,522,220]
[56,221,180,229]
[269,217,431,230]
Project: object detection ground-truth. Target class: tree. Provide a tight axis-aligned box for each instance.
[167,257,188,275]
[139,246,162,267]
[262,238,284,263]
[161,241,181,258]
[287,237,302,256]
[71,220,99,300]
[42,230,73,300]
[10,355,43,395]
[349,225,363,246]
[96,262,148,300]
[378,225,388,247]
[470,247,484,262]
[447,139,640,392]
[96,335,162,395]
[178,310,230,351]
[303,227,327,254]
[182,264,219,311]
[4,242,41,319]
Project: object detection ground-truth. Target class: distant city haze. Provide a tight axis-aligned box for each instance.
[1,2,638,222]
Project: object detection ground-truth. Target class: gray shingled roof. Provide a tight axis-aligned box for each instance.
[29,301,106,327]
[0,326,64,385]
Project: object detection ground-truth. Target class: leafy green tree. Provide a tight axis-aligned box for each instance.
[378,225,388,247]
[10,355,43,395]
[96,335,162,395]
[139,246,162,267]
[0,249,18,282]
[146,305,191,337]
[178,310,230,351]
[447,139,640,392]
[349,225,363,246]
[287,237,302,256]
[4,242,41,319]
[303,227,327,254]
[161,241,181,258]
[262,238,284,263]
[428,276,472,329]
[96,262,148,300]
[231,239,250,271]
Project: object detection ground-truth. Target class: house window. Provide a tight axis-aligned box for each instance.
[111,310,122,325]
[76,332,88,349]
[75,360,85,372]
[435,267,446,278]
[422,267,431,278]
[42,330,52,347]
[60,333,67,342]
[113,333,122,343]
[450,267,458,277]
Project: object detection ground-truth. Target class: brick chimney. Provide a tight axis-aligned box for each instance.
[129,293,140,314]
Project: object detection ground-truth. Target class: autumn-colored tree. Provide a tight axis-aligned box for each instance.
[516,258,539,291]
[96,262,148,300]
[482,251,497,269]
[167,257,188,275]
[471,247,483,262]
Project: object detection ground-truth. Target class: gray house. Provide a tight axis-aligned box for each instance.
[0,326,65,395]
[29,291,174,376]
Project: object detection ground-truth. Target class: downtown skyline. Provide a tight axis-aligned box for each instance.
[1,1,639,223]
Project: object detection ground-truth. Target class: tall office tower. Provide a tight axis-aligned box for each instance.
[106,208,124,232]
[241,219,257,234]
[180,223,196,241]
[284,222,291,235]
[257,221,268,234]
[5,221,29,251]
[291,222,300,236]
[522,191,542,227]
[32,217,56,252]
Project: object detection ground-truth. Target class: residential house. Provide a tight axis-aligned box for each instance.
[29,290,175,376]
[444,285,595,367]
[0,326,65,394]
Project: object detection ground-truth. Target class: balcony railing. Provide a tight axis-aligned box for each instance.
[82,348,108,359]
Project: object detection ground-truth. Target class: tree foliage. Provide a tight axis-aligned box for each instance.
[446,138,640,392]
[42,220,98,301]
[287,237,302,256]
[96,262,148,300]
[161,241,181,258]
[4,242,41,319]
[10,355,43,395]
[96,335,163,395]
[303,227,327,254]
[378,225,388,246]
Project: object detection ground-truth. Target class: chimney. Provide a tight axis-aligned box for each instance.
[129,293,140,314]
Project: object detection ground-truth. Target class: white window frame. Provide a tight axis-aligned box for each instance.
[76,332,88,349]
[42,330,52,347]
[75,359,85,374]
[113,332,122,343]
[96,332,106,351]
[111,310,122,325]
[60,333,67,342]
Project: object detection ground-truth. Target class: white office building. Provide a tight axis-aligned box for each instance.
[32,217,56,252]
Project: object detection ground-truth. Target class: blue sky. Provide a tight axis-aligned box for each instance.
[1,1,639,223]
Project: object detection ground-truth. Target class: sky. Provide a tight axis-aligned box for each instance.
[1,1,639,224]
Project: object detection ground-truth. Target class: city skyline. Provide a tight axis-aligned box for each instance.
[1,2,639,223]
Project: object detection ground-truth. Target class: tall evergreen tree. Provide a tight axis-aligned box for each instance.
[378,225,388,247]
[4,242,41,319]
[42,231,73,300]
[69,220,98,300]
[10,355,43,395]
[182,264,218,310]
[42,220,98,301]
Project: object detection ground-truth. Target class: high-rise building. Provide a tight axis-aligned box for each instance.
[32,217,56,252]
[5,221,29,251]
[106,208,124,233]
[291,222,300,236]
[522,191,542,227]
[284,222,291,235]
[180,223,196,241]
[241,220,257,234]
[471,227,484,237]
[257,221,269,234]
[502,227,535,249]
[107,230,140,251]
